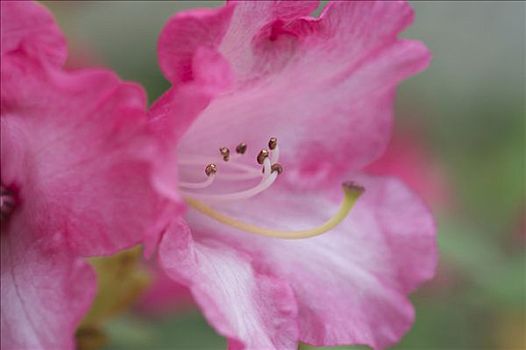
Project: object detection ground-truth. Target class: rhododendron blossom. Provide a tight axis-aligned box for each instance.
[149,1,437,350]
[0,2,161,349]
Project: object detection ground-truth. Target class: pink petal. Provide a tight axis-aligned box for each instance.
[1,222,96,350]
[0,1,66,67]
[158,5,235,85]
[158,1,318,84]
[1,57,160,257]
[1,4,168,348]
[157,1,430,187]
[176,175,436,349]
[159,219,299,350]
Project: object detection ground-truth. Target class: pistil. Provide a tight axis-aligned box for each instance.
[185,182,364,239]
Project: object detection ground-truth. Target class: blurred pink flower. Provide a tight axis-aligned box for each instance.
[1,2,161,348]
[149,1,437,350]
[366,129,450,207]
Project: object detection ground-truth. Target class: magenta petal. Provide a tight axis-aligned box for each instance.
[1,226,96,350]
[159,219,299,350]
[1,2,168,347]
[180,175,436,349]
[1,64,160,256]
[0,1,66,67]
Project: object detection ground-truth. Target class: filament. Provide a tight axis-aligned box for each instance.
[217,172,263,181]
[262,157,271,177]
[180,158,274,201]
[179,156,260,175]
[270,145,280,163]
[185,182,364,239]
[180,171,278,202]
[179,175,216,189]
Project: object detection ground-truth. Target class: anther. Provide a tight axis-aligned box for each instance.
[205,163,217,177]
[268,137,278,150]
[235,143,247,154]
[257,149,270,165]
[271,163,283,174]
[219,147,230,161]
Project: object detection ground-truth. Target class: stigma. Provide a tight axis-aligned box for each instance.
[178,137,364,239]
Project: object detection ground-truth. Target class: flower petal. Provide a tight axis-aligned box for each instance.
[158,1,430,186]
[158,1,318,84]
[180,175,437,349]
[158,5,235,85]
[0,1,66,66]
[159,219,299,350]
[1,222,96,350]
[1,60,160,257]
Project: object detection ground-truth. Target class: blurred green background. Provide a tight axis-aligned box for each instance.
[43,1,525,349]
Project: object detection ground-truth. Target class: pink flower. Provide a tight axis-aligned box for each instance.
[1,2,161,348]
[366,129,450,207]
[150,1,437,350]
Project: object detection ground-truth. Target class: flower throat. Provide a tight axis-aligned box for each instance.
[0,185,16,225]
[179,137,364,239]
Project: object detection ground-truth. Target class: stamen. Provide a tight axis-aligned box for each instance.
[262,157,272,176]
[179,164,217,189]
[271,163,283,174]
[268,137,277,150]
[219,147,230,161]
[270,145,279,163]
[235,143,247,154]
[205,163,217,176]
[185,182,365,239]
[178,138,281,200]
[179,176,215,189]
[179,156,260,175]
[216,172,263,181]
[179,158,277,202]
[268,138,279,162]
[257,149,270,165]
[262,162,283,174]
